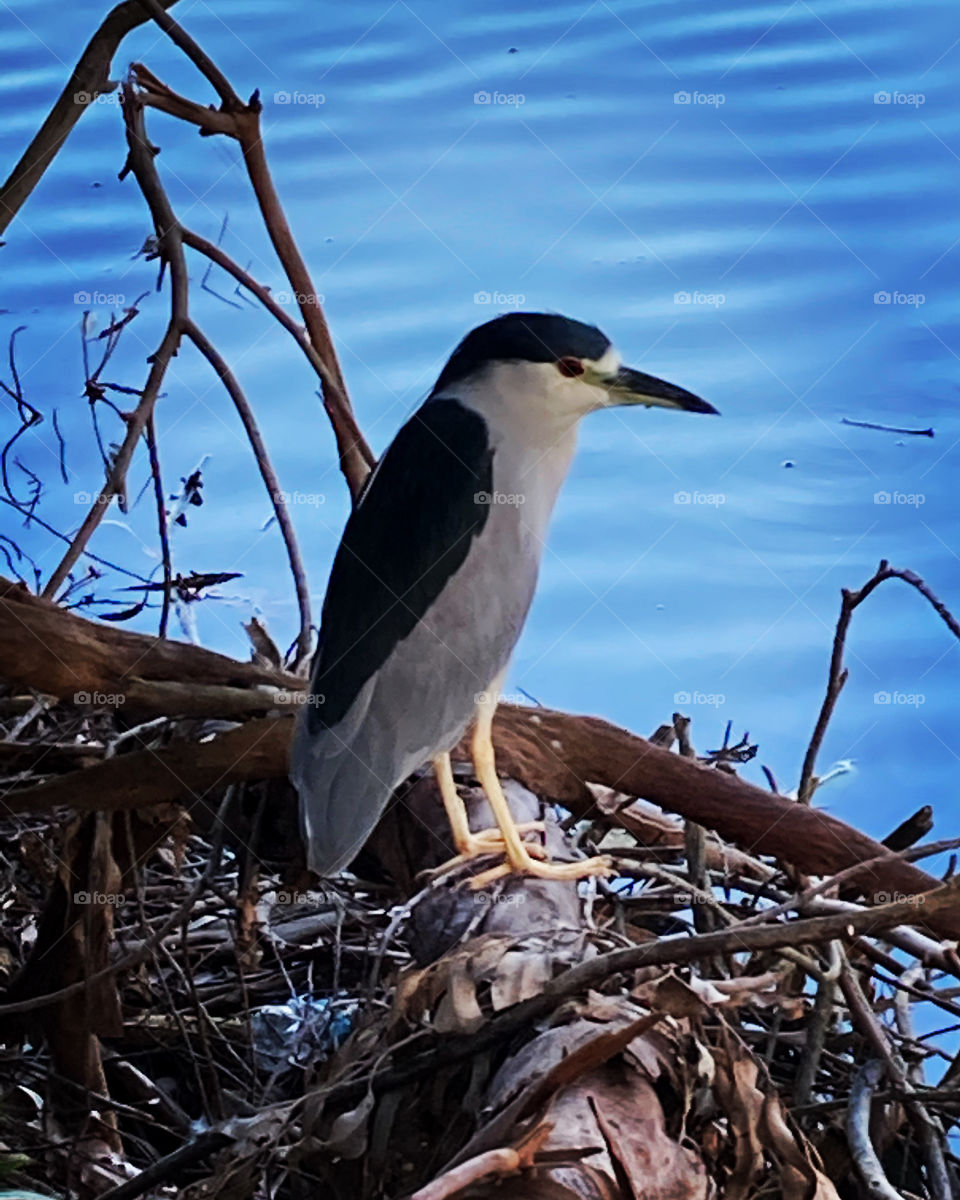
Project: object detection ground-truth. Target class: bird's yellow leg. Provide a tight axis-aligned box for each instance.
[432,752,544,864]
[467,691,612,888]
[433,752,472,852]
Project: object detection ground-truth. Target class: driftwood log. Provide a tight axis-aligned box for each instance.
[2,576,956,940]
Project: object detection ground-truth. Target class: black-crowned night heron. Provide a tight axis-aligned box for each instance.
[291,312,717,883]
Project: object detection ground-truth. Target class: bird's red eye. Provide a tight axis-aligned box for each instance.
[557,356,585,377]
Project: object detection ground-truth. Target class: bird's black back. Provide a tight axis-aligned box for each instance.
[305,398,494,732]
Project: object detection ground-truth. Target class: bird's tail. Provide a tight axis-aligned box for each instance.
[289,712,394,876]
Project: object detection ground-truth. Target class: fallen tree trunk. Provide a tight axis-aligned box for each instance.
[0,577,292,698]
[3,576,957,937]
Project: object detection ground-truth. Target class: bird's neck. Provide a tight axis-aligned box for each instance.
[499,422,578,542]
[441,375,580,537]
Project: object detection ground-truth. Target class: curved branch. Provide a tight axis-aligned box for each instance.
[144,413,172,636]
[184,319,312,666]
[131,0,239,108]
[181,230,337,394]
[40,87,316,664]
[0,0,180,235]
[180,227,373,496]
[41,87,188,599]
[799,560,960,804]
[127,48,375,498]
[846,1061,902,1200]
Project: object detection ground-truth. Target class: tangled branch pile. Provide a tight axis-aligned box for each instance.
[2,575,960,1199]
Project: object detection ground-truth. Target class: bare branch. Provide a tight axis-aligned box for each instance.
[846,1061,903,1200]
[0,0,181,234]
[143,414,172,637]
[799,560,960,804]
[126,50,375,498]
[180,227,362,442]
[183,319,312,665]
[131,0,241,108]
[41,88,188,599]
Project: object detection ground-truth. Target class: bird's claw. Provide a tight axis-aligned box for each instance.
[461,820,545,850]
[425,822,548,878]
[467,852,613,890]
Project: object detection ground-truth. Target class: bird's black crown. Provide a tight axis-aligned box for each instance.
[431,312,611,395]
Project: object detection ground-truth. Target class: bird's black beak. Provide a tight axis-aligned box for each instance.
[604,365,719,415]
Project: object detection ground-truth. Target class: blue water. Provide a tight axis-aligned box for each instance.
[2,1,958,845]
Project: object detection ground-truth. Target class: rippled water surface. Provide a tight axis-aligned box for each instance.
[2,0,958,841]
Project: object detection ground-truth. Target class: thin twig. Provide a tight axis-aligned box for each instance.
[846,1060,903,1200]
[0,497,151,583]
[184,320,312,666]
[737,834,960,929]
[842,960,952,1200]
[794,940,841,1105]
[41,87,188,599]
[144,413,172,637]
[799,560,960,804]
[180,227,348,414]
[51,407,68,483]
[1,327,43,508]
[842,417,934,437]
[0,0,181,233]
[126,34,373,497]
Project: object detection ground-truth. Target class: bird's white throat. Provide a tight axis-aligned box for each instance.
[439,362,596,543]
[445,355,614,445]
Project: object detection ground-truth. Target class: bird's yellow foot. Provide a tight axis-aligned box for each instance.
[465,820,545,849]
[467,849,613,890]
[427,822,547,877]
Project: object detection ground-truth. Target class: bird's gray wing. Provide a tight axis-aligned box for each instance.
[304,397,494,733]
[291,397,494,874]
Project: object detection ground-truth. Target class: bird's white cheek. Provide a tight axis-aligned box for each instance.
[581,382,614,412]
